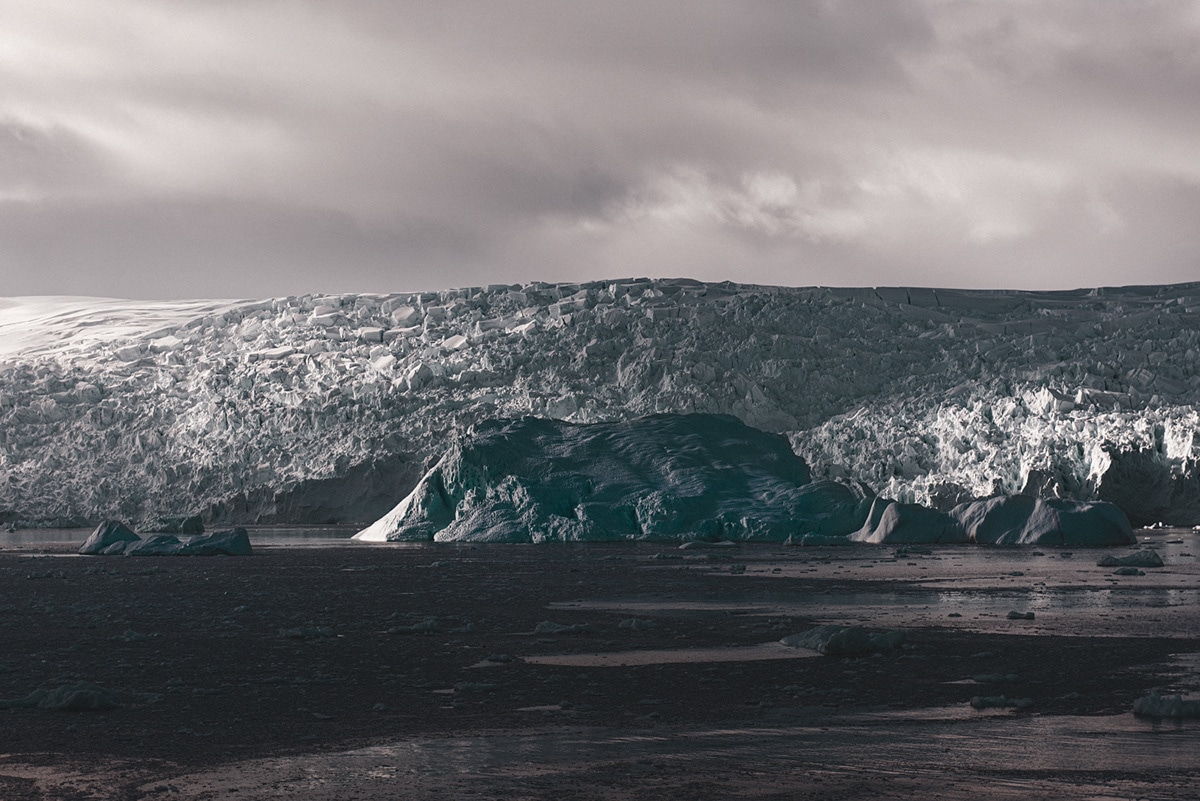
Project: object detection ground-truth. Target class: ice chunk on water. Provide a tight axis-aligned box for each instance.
[850,498,965,544]
[1096,549,1164,568]
[1133,691,1200,718]
[952,496,1135,546]
[79,520,139,554]
[81,525,251,557]
[779,625,905,656]
[355,414,817,543]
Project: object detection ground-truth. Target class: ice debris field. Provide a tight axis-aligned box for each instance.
[2,278,1200,538]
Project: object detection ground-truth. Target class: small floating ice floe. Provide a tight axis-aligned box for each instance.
[1133,691,1200,719]
[780,625,905,657]
[1097,550,1164,568]
[79,520,251,556]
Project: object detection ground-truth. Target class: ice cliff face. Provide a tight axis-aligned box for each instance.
[1,279,1198,526]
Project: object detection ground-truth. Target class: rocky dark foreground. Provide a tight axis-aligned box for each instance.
[0,542,1195,800]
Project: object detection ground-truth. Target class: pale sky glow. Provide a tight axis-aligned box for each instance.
[2,0,1200,298]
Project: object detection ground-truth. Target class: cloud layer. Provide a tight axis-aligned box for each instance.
[2,1,1199,298]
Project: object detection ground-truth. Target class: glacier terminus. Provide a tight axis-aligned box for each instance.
[1,279,1198,537]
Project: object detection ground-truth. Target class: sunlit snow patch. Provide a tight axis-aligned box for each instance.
[0,296,243,362]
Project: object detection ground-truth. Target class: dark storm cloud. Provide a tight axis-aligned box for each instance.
[1,1,1198,298]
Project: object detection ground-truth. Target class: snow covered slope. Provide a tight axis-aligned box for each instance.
[1,279,1199,527]
[0,297,244,364]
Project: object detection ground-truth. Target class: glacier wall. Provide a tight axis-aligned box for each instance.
[1,279,1199,526]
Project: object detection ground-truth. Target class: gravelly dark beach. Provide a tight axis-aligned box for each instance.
[1,539,1198,799]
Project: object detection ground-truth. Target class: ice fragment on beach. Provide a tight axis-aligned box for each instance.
[1133,691,1200,718]
[79,520,139,554]
[80,525,251,557]
[952,495,1134,546]
[178,528,252,556]
[970,695,1032,710]
[120,528,252,556]
[1096,549,1164,568]
[780,625,905,656]
[850,498,964,544]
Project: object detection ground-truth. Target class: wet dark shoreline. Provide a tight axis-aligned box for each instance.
[0,540,1197,798]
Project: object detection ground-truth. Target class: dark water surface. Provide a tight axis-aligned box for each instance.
[2,529,1198,799]
[116,712,1200,800]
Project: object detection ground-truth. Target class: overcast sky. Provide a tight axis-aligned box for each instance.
[2,1,1199,298]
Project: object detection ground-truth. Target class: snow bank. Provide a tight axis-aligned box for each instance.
[4,280,1200,528]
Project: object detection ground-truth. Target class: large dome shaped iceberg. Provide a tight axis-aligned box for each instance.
[354,413,873,543]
